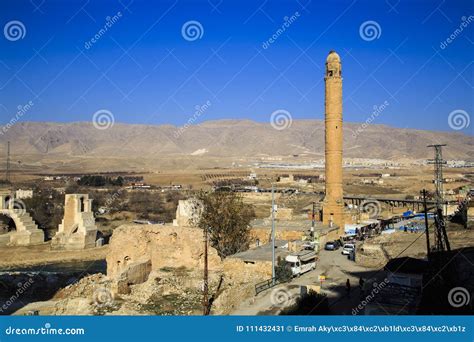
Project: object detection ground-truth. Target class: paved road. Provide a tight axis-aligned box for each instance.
[231,247,379,315]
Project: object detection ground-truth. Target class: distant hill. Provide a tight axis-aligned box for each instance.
[0,120,472,172]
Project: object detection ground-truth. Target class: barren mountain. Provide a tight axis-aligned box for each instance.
[0,120,472,172]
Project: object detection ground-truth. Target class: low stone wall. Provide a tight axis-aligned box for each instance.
[212,258,271,314]
[250,228,306,247]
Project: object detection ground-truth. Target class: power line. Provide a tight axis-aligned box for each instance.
[5,141,10,183]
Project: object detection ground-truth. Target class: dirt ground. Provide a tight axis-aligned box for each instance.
[0,243,108,270]
[357,224,474,268]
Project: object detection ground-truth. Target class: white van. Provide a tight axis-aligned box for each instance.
[285,250,317,277]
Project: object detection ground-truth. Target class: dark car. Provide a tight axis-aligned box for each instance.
[324,241,339,251]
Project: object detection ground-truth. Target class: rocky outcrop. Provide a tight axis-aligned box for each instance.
[16,224,277,315]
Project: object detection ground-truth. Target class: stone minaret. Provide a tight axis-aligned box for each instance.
[322,50,345,236]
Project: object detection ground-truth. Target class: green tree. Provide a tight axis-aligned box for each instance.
[195,191,255,258]
[275,256,293,282]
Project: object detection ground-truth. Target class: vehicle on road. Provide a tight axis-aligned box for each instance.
[302,241,317,251]
[324,241,339,251]
[341,243,356,255]
[285,250,317,277]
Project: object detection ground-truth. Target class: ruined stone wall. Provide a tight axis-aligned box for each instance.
[212,258,271,314]
[107,225,222,279]
[106,224,278,315]
[249,228,306,246]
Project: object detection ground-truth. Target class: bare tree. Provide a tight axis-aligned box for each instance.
[195,191,255,258]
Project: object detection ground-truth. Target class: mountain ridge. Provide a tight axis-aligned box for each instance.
[0,120,472,171]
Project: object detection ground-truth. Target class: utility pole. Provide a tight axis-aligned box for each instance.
[5,141,10,183]
[311,201,315,238]
[422,189,430,261]
[202,226,209,315]
[271,183,276,283]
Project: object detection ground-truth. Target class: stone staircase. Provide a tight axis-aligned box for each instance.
[1,209,45,246]
[7,209,39,232]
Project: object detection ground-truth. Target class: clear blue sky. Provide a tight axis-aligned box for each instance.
[0,0,473,133]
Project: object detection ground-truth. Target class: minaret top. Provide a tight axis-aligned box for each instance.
[326,50,341,63]
[325,50,342,78]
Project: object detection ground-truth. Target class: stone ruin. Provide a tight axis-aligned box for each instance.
[51,194,98,250]
[0,190,44,246]
[172,198,202,227]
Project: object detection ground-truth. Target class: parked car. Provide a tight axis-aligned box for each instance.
[302,241,317,251]
[324,241,339,251]
[341,243,356,255]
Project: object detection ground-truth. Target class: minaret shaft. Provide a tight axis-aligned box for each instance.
[322,51,345,236]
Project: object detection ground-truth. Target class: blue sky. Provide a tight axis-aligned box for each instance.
[0,0,473,133]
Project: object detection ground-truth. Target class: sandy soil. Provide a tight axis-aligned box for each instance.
[0,243,108,270]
